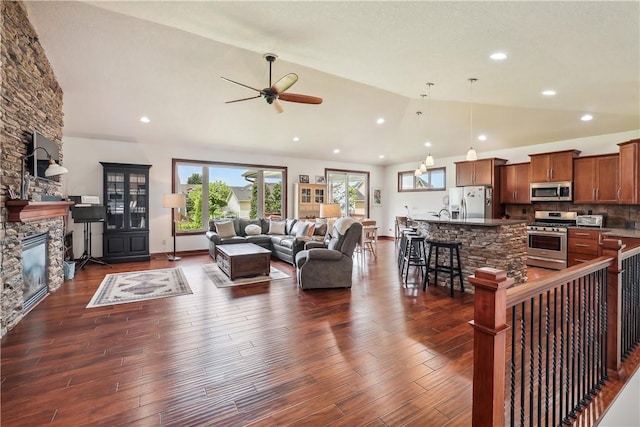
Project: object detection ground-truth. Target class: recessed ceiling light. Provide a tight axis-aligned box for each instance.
[478,134,487,141]
[490,52,507,60]
[333,149,340,154]
[139,116,150,123]
[378,155,385,159]
[292,136,300,142]
[424,141,432,147]
[542,90,557,96]
[581,114,594,122]
[376,118,385,124]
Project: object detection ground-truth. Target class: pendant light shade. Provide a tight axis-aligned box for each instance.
[414,168,422,177]
[466,78,478,161]
[415,83,435,169]
[425,154,434,166]
[465,147,478,161]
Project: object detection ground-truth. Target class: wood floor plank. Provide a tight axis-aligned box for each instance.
[1,242,632,426]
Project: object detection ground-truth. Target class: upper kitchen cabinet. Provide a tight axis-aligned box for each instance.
[573,154,619,204]
[500,162,530,204]
[618,139,640,204]
[455,158,507,187]
[529,150,581,182]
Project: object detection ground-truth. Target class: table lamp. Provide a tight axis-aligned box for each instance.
[319,203,341,232]
[163,193,186,261]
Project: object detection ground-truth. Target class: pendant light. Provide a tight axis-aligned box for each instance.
[424,83,435,166]
[414,110,425,176]
[465,78,478,161]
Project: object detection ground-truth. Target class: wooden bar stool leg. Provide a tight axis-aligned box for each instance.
[449,246,454,297]
[423,244,433,291]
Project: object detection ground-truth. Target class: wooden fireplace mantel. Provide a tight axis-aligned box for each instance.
[6,200,74,222]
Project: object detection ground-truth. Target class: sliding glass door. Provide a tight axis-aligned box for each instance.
[326,169,369,219]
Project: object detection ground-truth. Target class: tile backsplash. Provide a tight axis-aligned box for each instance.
[504,203,640,229]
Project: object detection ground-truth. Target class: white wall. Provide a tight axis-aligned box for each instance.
[62,136,384,257]
[381,130,640,238]
[600,365,640,427]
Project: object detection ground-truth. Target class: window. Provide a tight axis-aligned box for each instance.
[398,167,446,192]
[325,169,370,219]
[172,159,287,233]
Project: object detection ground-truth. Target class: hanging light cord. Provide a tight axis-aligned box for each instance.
[469,78,477,149]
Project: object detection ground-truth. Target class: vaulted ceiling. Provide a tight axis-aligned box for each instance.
[24,1,639,165]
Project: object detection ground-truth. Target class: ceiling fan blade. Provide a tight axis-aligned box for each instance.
[272,73,298,94]
[278,93,323,105]
[220,76,262,93]
[225,95,262,104]
[273,99,284,114]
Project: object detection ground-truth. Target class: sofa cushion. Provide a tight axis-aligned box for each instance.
[268,219,286,235]
[291,221,310,237]
[215,221,236,238]
[301,221,315,237]
[246,235,272,245]
[270,235,291,245]
[285,218,298,235]
[245,224,262,235]
[279,238,295,249]
[237,218,261,236]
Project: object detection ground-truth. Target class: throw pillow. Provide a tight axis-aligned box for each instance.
[215,221,236,238]
[314,222,328,236]
[295,222,310,237]
[268,219,286,235]
[306,222,316,237]
[245,224,262,236]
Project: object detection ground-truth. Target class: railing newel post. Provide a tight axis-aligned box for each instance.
[469,267,514,427]
[600,238,625,380]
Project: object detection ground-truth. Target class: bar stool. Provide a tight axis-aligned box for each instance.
[401,235,428,285]
[397,229,417,270]
[424,240,464,297]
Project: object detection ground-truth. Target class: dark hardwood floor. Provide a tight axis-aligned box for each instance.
[2,241,549,426]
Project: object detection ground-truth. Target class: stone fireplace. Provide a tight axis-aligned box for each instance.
[1,1,66,337]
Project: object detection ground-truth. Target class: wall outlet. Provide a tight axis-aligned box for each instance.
[162,239,166,246]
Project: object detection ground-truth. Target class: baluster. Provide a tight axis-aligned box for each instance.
[544,290,551,427]
[520,301,526,427]
[537,294,543,426]
[510,307,517,427]
[529,298,535,427]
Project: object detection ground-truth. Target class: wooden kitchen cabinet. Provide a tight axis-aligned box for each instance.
[293,183,327,219]
[455,158,507,187]
[500,162,530,204]
[568,228,602,267]
[618,139,640,204]
[573,154,619,204]
[529,150,580,182]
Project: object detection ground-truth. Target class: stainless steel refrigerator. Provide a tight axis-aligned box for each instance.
[449,186,492,219]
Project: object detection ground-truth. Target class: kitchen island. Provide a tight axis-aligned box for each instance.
[411,217,528,290]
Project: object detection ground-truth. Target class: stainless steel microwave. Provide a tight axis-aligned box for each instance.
[530,181,573,202]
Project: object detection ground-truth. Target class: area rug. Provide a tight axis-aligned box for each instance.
[87,268,193,308]
[203,264,290,288]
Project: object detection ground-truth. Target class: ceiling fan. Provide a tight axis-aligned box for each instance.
[221,53,323,114]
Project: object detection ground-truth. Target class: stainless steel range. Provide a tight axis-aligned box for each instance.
[526,211,577,270]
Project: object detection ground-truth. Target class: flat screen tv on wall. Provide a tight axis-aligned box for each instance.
[28,131,61,182]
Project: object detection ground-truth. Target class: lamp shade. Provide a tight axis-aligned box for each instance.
[163,193,186,209]
[466,147,478,161]
[319,203,341,218]
[44,160,69,177]
[425,154,434,166]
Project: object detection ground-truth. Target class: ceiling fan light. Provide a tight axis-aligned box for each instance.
[466,147,478,161]
[425,154,434,166]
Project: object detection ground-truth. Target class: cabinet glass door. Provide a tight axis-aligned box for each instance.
[106,172,125,229]
[129,173,147,229]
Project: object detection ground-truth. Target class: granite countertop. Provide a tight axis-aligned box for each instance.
[410,217,528,227]
[602,228,640,239]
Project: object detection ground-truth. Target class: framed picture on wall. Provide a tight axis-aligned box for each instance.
[372,188,382,206]
[299,175,309,184]
[315,175,326,184]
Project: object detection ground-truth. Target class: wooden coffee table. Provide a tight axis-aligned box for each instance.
[215,243,271,280]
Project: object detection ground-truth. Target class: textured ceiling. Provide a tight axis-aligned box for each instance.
[24,1,640,166]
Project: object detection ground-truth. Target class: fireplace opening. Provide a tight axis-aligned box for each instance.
[22,232,49,312]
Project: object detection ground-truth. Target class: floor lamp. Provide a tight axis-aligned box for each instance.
[163,193,186,261]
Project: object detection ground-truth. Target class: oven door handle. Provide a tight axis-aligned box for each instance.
[528,255,566,263]
[527,230,567,238]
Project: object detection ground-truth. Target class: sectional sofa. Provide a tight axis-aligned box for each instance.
[205,217,327,265]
